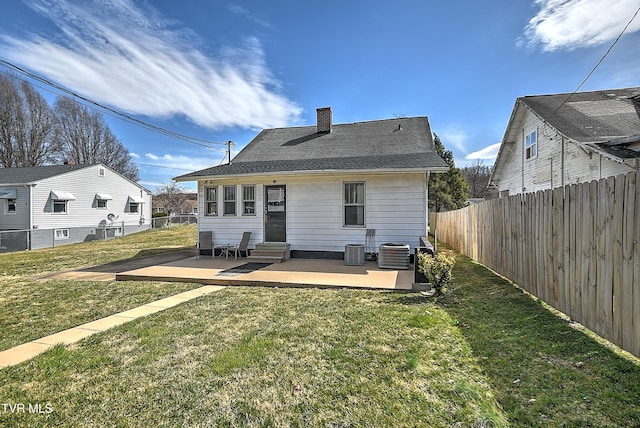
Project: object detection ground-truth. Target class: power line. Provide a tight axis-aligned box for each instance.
[552,4,640,115]
[136,163,195,171]
[0,59,228,151]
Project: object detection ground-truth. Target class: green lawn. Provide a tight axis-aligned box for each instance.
[1,226,639,426]
[0,225,202,351]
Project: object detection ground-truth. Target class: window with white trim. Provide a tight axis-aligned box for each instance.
[344,182,365,227]
[223,185,236,216]
[54,228,70,239]
[5,198,16,214]
[53,200,68,214]
[242,185,255,215]
[525,129,537,159]
[97,199,108,209]
[129,202,139,213]
[205,187,217,216]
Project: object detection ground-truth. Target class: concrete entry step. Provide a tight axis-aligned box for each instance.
[249,243,291,263]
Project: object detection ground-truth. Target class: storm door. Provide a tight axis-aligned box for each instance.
[264,185,286,242]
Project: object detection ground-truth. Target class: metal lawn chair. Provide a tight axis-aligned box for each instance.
[227,232,252,260]
[197,231,213,259]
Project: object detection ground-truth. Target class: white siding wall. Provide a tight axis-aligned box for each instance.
[31,165,152,230]
[197,172,428,253]
[499,109,634,195]
[0,186,30,230]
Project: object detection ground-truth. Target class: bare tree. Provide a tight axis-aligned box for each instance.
[461,160,498,200]
[53,96,139,180]
[154,181,193,215]
[0,74,55,167]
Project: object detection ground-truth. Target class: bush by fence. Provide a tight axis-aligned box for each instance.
[435,170,640,358]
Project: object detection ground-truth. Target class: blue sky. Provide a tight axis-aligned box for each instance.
[1,0,640,191]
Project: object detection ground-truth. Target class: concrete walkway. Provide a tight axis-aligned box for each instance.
[0,285,225,369]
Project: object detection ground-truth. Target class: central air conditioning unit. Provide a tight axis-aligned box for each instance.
[377,243,410,269]
[345,244,365,266]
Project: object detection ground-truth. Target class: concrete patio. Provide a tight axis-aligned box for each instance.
[116,256,416,290]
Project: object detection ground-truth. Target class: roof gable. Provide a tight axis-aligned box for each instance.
[176,116,448,180]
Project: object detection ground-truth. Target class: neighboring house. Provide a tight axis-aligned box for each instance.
[0,163,152,250]
[490,87,640,196]
[174,107,448,258]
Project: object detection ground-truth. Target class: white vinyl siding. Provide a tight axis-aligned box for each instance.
[496,108,634,195]
[0,187,29,229]
[29,164,151,230]
[197,172,427,253]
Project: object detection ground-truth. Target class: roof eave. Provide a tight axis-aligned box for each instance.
[175,167,447,182]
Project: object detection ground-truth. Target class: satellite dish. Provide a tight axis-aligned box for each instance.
[107,213,116,221]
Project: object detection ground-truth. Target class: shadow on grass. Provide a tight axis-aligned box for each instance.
[78,246,195,273]
[428,252,640,426]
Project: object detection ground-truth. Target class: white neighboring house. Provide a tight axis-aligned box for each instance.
[174,107,448,258]
[0,163,152,250]
[490,87,640,196]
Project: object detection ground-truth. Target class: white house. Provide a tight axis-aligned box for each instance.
[174,107,448,259]
[0,163,152,250]
[490,87,640,196]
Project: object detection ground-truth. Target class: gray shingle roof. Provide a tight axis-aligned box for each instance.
[176,116,448,180]
[0,164,89,184]
[520,87,640,143]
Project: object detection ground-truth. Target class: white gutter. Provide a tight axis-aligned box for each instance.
[175,167,450,182]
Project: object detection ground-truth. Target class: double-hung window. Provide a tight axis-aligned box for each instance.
[525,129,537,159]
[223,186,236,216]
[53,200,68,214]
[205,187,217,216]
[344,182,365,227]
[242,185,256,215]
[5,198,16,214]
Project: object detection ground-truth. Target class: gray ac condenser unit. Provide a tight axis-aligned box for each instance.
[377,243,410,269]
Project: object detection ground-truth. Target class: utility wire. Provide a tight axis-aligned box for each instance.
[551,4,640,115]
[136,163,194,171]
[0,59,228,151]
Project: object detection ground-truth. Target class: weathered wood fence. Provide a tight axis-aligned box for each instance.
[435,170,640,357]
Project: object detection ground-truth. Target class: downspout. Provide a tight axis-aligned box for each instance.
[561,136,565,188]
[27,184,35,250]
[521,129,525,192]
[425,171,430,234]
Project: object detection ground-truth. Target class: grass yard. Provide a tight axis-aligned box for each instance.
[0,225,201,351]
[1,226,640,426]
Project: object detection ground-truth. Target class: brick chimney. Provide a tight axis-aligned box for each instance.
[316,107,332,134]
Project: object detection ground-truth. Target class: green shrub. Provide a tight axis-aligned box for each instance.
[417,252,456,296]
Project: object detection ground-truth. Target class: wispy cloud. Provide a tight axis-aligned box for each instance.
[466,143,501,160]
[0,0,301,129]
[439,127,469,155]
[227,3,274,28]
[522,0,640,51]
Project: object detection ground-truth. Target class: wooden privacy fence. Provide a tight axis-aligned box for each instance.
[435,170,640,357]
